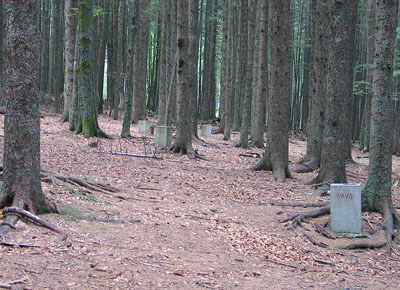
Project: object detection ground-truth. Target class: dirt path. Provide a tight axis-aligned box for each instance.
[0,114,399,289]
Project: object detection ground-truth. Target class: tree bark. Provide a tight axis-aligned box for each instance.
[132,0,151,123]
[0,0,57,220]
[74,0,109,138]
[171,0,192,155]
[292,0,331,173]
[60,0,78,123]
[362,0,399,248]
[251,0,268,148]
[252,0,292,182]
[316,0,358,184]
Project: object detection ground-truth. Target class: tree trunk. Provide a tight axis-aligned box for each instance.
[112,0,124,120]
[189,0,200,137]
[238,0,253,148]
[359,0,375,152]
[157,1,168,126]
[252,0,292,182]
[316,0,358,184]
[121,1,137,137]
[362,0,399,248]
[40,0,50,94]
[223,0,233,140]
[292,0,331,173]
[251,0,268,148]
[0,0,57,226]
[171,0,192,155]
[60,0,78,123]
[74,0,108,138]
[132,0,151,123]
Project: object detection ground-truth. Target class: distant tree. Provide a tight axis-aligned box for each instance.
[252,0,292,182]
[237,0,255,149]
[362,0,399,250]
[132,0,151,123]
[60,0,78,123]
[73,0,109,138]
[223,0,233,140]
[0,0,58,235]
[189,0,200,137]
[251,0,268,148]
[292,0,331,173]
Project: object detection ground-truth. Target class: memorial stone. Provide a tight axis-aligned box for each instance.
[138,120,152,134]
[330,184,362,234]
[155,126,172,147]
[201,124,212,137]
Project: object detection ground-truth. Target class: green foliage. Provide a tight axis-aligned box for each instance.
[353,80,372,96]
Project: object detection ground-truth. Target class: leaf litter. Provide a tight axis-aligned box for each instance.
[0,114,398,289]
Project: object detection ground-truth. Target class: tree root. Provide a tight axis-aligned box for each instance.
[282,206,330,229]
[291,159,318,173]
[1,207,66,240]
[304,233,328,248]
[40,170,119,195]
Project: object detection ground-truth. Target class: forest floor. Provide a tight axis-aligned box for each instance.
[0,113,399,289]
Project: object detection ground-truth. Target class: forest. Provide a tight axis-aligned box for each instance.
[0,0,399,289]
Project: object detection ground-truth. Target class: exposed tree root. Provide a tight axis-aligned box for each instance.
[281,206,330,229]
[291,159,318,173]
[304,233,328,248]
[40,170,119,195]
[3,207,64,235]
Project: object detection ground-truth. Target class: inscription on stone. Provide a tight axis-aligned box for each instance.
[330,184,361,234]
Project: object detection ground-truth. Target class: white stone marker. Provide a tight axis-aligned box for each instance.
[138,120,152,134]
[200,124,212,137]
[330,183,362,234]
[155,126,172,147]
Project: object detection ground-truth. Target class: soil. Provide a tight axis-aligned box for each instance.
[0,113,399,289]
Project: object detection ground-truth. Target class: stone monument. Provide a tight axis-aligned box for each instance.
[330,183,362,234]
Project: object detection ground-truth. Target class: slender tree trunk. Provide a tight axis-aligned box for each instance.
[171,0,192,155]
[252,0,292,182]
[157,2,168,125]
[292,0,331,173]
[112,0,124,120]
[189,0,200,137]
[251,0,268,148]
[121,0,137,137]
[60,0,77,123]
[40,0,50,94]
[223,0,233,140]
[132,0,151,123]
[238,0,252,148]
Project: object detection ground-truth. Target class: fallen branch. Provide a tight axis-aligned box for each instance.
[343,242,387,250]
[304,233,328,248]
[0,242,40,248]
[185,214,243,225]
[271,201,329,208]
[239,153,261,158]
[314,259,334,265]
[101,151,163,160]
[0,279,27,289]
[265,257,298,269]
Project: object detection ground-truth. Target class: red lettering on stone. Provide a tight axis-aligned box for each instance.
[337,193,353,199]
